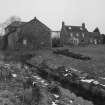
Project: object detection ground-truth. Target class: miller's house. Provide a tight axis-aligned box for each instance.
[4,17,51,50]
[60,22,102,46]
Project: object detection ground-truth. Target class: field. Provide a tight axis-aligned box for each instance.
[0,45,105,105]
[29,45,105,77]
[66,45,105,78]
[0,45,105,78]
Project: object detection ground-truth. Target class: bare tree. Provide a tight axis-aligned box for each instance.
[0,16,21,36]
[5,16,21,26]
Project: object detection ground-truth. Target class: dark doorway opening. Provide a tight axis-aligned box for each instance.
[52,38,61,48]
[102,35,105,44]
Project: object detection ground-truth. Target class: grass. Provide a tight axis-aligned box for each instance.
[29,45,105,78]
[1,45,105,79]
[0,46,105,105]
[65,45,105,77]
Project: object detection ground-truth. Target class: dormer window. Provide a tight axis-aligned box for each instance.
[69,27,71,30]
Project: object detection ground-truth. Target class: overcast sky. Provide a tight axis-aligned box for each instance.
[0,0,105,33]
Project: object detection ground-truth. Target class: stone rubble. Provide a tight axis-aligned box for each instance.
[0,61,100,105]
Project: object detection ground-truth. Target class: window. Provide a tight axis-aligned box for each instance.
[70,33,73,37]
[23,39,27,45]
[80,27,83,30]
[94,39,97,45]
[76,33,79,37]
[82,33,85,38]
[90,39,93,43]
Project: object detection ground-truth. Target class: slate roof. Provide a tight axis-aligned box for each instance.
[17,17,51,41]
[65,25,87,32]
[30,17,51,31]
[87,32,100,38]
[20,17,51,34]
[6,21,26,28]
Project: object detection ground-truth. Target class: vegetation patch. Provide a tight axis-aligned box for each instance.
[53,49,91,60]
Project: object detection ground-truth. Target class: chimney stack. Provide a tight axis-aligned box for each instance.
[62,21,65,26]
[82,23,85,29]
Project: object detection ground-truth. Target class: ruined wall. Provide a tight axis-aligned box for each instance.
[18,18,51,50]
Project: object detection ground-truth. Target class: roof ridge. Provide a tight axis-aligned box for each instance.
[67,25,82,27]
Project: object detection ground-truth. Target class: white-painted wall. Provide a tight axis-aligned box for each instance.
[51,31,60,39]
